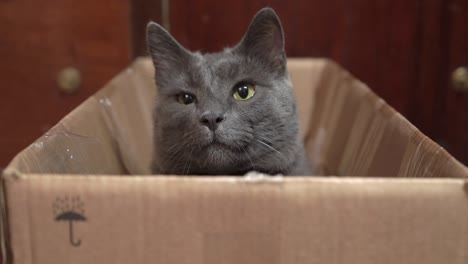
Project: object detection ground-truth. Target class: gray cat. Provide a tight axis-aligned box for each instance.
[147,8,311,176]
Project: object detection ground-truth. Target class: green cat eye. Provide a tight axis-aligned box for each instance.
[177,93,195,105]
[233,82,255,100]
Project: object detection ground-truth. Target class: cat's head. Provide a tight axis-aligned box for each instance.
[147,8,301,175]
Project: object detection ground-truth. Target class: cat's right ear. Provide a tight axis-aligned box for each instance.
[146,22,190,74]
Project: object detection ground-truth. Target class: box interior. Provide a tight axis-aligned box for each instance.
[6,58,467,178]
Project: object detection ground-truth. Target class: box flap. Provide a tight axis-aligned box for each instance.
[6,58,156,175]
[301,60,467,178]
[4,175,468,264]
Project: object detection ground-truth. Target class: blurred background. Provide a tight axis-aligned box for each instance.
[0,0,467,167]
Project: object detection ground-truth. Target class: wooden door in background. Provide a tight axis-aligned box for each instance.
[167,0,468,164]
[0,0,132,167]
[444,0,468,165]
[1,0,466,166]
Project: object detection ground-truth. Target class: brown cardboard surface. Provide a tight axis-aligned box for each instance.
[4,175,468,264]
[2,58,468,264]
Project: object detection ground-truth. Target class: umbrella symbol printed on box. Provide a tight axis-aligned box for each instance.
[53,196,87,247]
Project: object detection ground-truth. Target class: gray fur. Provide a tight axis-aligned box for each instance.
[147,8,311,176]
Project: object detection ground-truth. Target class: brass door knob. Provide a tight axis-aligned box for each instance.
[57,67,81,94]
[451,66,468,93]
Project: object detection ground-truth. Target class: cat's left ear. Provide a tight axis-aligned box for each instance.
[234,8,286,72]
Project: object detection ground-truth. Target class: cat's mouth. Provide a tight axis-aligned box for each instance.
[185,130,255,173]
[195,126,253,157]
[208,137,233,149]
[203,134,245,154]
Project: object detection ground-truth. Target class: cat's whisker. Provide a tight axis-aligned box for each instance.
[240,145,255,171]
[182,158,190,175]
[251,139,286,166]
[163,148,183,168]
[184,147,195,175]
[171,149,189,174]
[165,152,186,171]
[162,132,198,173]
[166,142,181,154]
[167,138,189,155]
[255,138,283,156]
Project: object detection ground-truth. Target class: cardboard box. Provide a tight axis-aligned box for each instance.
[1,58,467,264]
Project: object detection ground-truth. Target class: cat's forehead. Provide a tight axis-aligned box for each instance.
[192,51,242,77]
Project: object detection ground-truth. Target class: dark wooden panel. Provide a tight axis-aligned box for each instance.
[0,0,132,167]
[444,0,468,164]
[131,0,163,57]
[169,0,419,114]
[412,0,447,144]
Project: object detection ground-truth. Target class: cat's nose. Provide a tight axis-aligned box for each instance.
[200,112,225,131]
